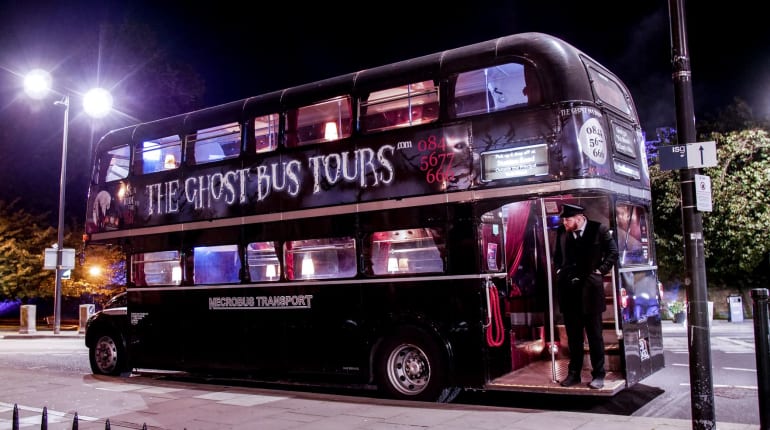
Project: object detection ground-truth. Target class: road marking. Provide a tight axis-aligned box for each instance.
[722,367,756,372]
[195,391,288,406]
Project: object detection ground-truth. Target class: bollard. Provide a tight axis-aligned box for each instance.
[105,418,111,429]
[751,288,770,430]
[41,405,48,430]
[12,403,19,430]
[78,304,95,334]
[19,304,37,334]
[72,411,79,429]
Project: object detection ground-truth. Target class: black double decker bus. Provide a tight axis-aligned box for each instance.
[84,32,664,402]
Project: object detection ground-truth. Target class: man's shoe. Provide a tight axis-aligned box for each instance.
[588,377,604,389]
[560,373,581,387]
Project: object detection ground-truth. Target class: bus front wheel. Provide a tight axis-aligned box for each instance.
[89,333,128,376]
[375,328,455,402]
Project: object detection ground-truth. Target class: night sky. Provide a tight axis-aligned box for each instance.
[1,1,768,224]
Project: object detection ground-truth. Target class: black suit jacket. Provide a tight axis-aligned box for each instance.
[553,219,619,314]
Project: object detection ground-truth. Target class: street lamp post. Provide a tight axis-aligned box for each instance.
[24,69,112,335]
[52,94,70,334]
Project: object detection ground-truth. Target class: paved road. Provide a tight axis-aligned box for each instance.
[0,320,761,429]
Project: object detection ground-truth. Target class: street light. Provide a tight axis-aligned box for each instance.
[24,69,113,334]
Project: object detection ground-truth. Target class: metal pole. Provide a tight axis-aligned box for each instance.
[751,288,770,429]
[667,0,715,428]
[53,94,70,335]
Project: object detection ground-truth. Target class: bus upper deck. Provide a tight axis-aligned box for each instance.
[86,32,648,241]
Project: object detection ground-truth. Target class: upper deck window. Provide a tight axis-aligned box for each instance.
[134,135,182,175]
[359,80,439,133]
[286,96,352,147]
[97,145,130,183]
[188,122,241,165]
[588,67,633,117]
[253,113,279,153]
[452,62,539,118]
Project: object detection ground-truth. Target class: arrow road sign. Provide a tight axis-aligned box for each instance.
[658,141,717,170]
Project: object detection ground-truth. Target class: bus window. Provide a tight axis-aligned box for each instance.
[284,237,356,280]
[134,135,182,175]
[246,241,281,281]
[615,203,651,267]
[97,145,130,183]
[253,113,279,153]
[359,80,439,133]
[131,250,182,286]
[368,228,445,275]
[286,96,352,147]
[453,62,536,118]
[479,216,505,273]
[587,66,633,116]
[187,122,241,165]
[193,244,241,284]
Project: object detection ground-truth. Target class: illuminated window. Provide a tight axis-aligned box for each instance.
[368,228,444,275]
[284,237,356,280]
[193,244,241,284]
[246,241,281,282]
[188,122,241,165]
[452,62,538,118]
[131,250,182,286]
[359,80,439,133]
[286,96,352,147]
[99,145,130,183]
[615,203,652,267]
[135,135,182,174]
[253,113,279,153]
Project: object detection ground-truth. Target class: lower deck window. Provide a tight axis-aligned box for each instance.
[285,237,356,280]
[193,244,241,284]
[131,250,182,286]
[368,228,444,275]
[246,241,281,281]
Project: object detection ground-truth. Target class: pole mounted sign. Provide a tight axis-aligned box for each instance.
[658,140,717,171]
[43,247,76,270]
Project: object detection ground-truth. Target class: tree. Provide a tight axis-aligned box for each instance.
[651,108,770,290]
[0,199,57,300]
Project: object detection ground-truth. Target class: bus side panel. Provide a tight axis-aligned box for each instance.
[280,278,492,389]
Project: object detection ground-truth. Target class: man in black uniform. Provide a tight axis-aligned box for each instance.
[553,203,618,389]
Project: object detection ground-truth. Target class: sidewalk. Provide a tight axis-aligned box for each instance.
[660,317,755,336]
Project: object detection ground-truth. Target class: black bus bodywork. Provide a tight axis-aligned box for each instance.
[85,32,664,402]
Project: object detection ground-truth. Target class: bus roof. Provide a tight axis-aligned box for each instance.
[94,32,618,152]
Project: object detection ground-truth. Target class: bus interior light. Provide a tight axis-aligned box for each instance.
[171,266,182,284]
[324,122,338,141]
[387,256,398,272]
[301,254,315,276]
[265,264,277,279]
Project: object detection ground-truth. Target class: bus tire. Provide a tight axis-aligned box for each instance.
[375,327,454,402]
[89,332,127,376]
